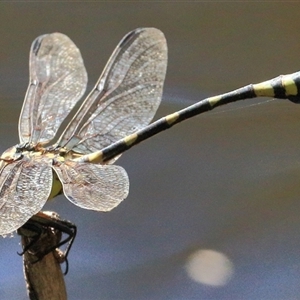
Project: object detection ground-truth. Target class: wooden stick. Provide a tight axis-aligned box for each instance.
[19,213,68,300]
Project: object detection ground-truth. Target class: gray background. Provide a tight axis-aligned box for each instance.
[1,3,300,299]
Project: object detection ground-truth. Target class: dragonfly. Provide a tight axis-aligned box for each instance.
[1,27,300,237]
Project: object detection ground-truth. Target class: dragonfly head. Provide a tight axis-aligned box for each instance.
[0,146,23,163]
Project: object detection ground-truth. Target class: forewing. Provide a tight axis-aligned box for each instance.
[58,27,168,155]
[53,161,129,211]
[0,159,53,236]
[19,33,88,145]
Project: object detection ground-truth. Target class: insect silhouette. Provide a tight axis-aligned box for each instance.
[1,27,300,237]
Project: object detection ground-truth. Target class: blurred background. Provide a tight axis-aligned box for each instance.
[1,3,300,299]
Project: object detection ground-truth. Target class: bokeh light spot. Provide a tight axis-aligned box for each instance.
[185,249,234,287]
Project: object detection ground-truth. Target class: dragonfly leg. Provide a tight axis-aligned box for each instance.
[17,211,77,275]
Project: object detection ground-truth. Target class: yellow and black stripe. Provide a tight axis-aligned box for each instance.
[75,71,300,164]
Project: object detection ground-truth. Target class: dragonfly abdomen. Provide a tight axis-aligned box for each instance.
[75,70,300,165]
[252,72,300,103]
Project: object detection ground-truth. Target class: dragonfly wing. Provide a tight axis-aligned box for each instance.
[19,33,88,145]
[53,161,129,211]
[0,159,53,235]
[57,27,167,156]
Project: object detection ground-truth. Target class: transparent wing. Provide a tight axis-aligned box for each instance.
[0,159,53,235]
[57,27,167,155]
[53,161,129,211]
[19,33,88,146]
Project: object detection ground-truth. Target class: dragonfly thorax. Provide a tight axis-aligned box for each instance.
[0,143,58,165]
